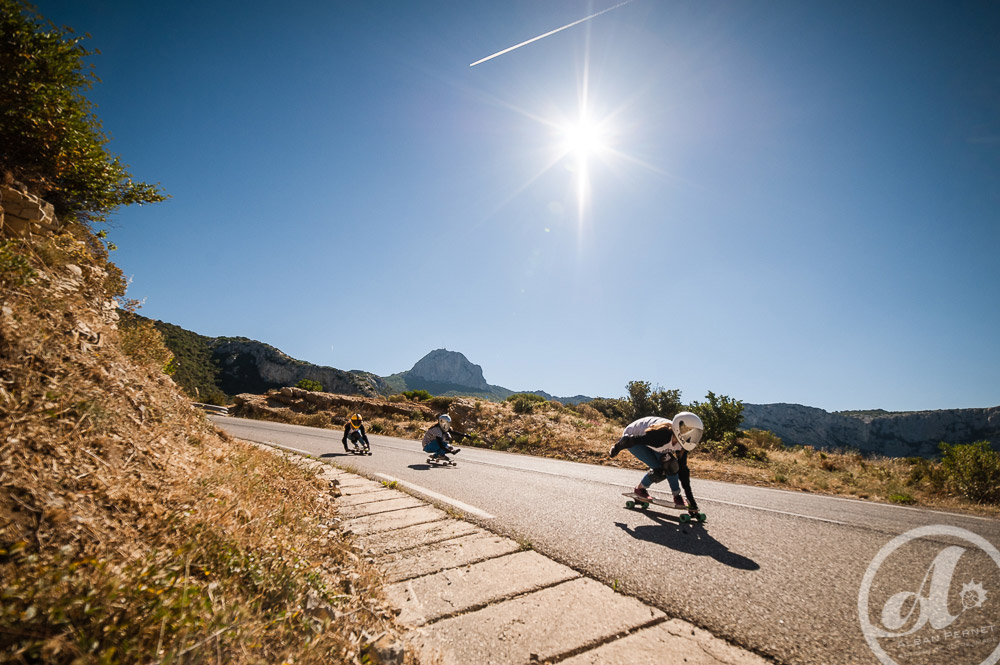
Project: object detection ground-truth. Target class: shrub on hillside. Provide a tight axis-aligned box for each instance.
[741,428,785,450]
[428,396,455,412]
[295,379,323,392]
[401,390,432,401]
[940,441,1000,504]
[0,0,165,224]
[689,391,744,442]
[587,397,630,423]
[119,317,175,375]
[508,393,544,415]
[624,381,684,420]
[507,393,547,413]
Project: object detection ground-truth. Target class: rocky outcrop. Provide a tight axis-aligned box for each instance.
[741,403,1000,457]
[233,387,434,421]
[0,184,61,237]
[210,338,387,397]
[408,349,489,391]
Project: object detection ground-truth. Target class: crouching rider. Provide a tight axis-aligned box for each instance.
[609,412,704,510]
[422,414,469,461]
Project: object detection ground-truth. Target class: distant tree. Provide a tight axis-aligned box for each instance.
[626,380,653,419]
[688,391,744,443]
[0,0,165,224]
[295,379,323,392]
[625,380,684,420]
[587,397,630,423]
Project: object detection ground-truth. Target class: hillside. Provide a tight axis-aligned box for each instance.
[145,315,999,458]
[125,312,386,402]
[0,190,413,660]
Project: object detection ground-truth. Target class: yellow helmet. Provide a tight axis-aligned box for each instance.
[350,414,362,428]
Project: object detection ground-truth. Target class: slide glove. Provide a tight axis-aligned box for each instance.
[608,445,619,458]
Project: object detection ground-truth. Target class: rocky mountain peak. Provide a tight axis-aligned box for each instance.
[409,349,489,391]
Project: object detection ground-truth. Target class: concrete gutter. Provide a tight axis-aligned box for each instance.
[271,447,771,664]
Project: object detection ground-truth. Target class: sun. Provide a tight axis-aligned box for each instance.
[559,113,608,160]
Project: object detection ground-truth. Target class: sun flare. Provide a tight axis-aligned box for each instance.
[560,114,608,159]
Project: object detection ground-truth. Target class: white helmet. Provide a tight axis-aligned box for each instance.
[672,411,703,451]
[438,414,452,432]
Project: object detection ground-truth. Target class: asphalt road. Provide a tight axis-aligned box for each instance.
[212,416,1000,665]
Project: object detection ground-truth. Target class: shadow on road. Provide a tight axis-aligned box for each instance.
[406,464,458,471]
[614,515,760,571]
[319,452,369,458]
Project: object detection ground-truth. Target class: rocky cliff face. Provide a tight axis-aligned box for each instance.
[210,338,386,397]
[741,403,1000,457]
[408,349,490,391]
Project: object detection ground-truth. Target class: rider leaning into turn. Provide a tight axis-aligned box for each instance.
[608,412,704,510]
[422,414,469,460]
[342,413,371,454]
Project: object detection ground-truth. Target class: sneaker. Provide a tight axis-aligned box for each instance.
[673,495,686,508]
[449,447,461,455]
[633,486,650,500]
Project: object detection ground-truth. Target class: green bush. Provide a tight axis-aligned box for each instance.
[586,397,629,423]
[0,239,36,287]
[889,493,917,505]
[940,441,1000,504]
[506,392,547,404]
[0,0,165,224]
[508,394,541,415]
[401,390,432,401]
[295,379,323,392]
[742,428,784,450]
[624,381,683,420]
[428,396,455,411]
[701,431,768,462]
[689,391,744,443]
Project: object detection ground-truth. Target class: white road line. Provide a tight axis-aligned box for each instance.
[376,474,495,520]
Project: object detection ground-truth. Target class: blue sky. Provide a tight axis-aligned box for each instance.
[33,0,999,411]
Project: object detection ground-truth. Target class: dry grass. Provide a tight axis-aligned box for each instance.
[238,391,1000,518]
[0,229,414,664]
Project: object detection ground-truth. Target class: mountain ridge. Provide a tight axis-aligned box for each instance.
[138,314,999,456]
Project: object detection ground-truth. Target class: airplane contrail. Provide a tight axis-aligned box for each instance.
[469,0,636,67]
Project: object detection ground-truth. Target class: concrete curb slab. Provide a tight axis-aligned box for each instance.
[411,577,664,664]
[337,488,410,506]
[359,519,480,556]
[559,618,770,665]
[346,504,449,536]
[380,531,522,583]
[387,550,581,626]
[341,496,427,518]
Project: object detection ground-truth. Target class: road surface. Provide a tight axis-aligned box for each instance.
[212,416,1000,665]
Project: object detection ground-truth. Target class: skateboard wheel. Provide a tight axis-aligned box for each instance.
[697,513,707,522]
[680,513,691,523]
[625,500,635,509]
[641,502,650,510]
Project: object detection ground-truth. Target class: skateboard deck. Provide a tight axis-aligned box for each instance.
[622,492,707,523]
[347,447,371,455]
[427,456,456,467]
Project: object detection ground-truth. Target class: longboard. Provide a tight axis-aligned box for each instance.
[427,456,456,467]
[622,492,707,523]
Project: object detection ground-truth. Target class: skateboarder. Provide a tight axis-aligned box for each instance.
[422,414,469,462]
[342,413,371,454]
[608,412,704,510]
